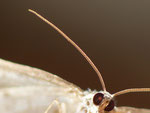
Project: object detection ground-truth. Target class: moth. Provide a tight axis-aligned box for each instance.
[0,9,150,113]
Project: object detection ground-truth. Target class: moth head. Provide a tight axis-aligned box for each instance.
[93,91,115,112]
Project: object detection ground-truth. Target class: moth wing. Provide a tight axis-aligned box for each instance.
[0,86,84,113]
[0,59,84,113]
[110,107,150,113]
[0,58,83,91]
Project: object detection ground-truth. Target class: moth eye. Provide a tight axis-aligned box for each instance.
[104,100,115,111]
[93,93,104,105]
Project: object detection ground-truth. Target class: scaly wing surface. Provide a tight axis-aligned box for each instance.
[0,59,84,113]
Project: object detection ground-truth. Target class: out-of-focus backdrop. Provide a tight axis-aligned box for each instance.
[0,0,150,109]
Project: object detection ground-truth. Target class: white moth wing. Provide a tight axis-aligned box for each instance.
[0,58,82,90]
[0,86,84,113]
[0,58,84,113]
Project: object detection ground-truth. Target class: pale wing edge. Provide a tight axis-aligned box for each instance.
[0,58,83,93]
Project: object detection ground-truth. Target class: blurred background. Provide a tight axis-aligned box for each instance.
[0,0,150,109]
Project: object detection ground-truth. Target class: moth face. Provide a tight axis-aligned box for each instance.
[82,91,115,113]
[93,92,115,112]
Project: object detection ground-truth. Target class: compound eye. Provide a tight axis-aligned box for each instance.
[104,100,115,111]
[93,93,104,105]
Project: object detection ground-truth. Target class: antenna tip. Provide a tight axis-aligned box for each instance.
[28,9,33,12]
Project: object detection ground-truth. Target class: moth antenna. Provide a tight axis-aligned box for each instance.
[113,88,150,97]
[28,9,106,91]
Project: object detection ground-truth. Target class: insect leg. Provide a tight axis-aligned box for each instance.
[44,99,66,113]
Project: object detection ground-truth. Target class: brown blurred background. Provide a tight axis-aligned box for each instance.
[0,0,150,109]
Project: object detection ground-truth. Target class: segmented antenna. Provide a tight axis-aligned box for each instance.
[28,9,106,91]
[113,88,150,97]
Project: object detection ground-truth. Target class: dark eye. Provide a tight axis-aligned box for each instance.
[104,100,115,111]
[93,93,104,105]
